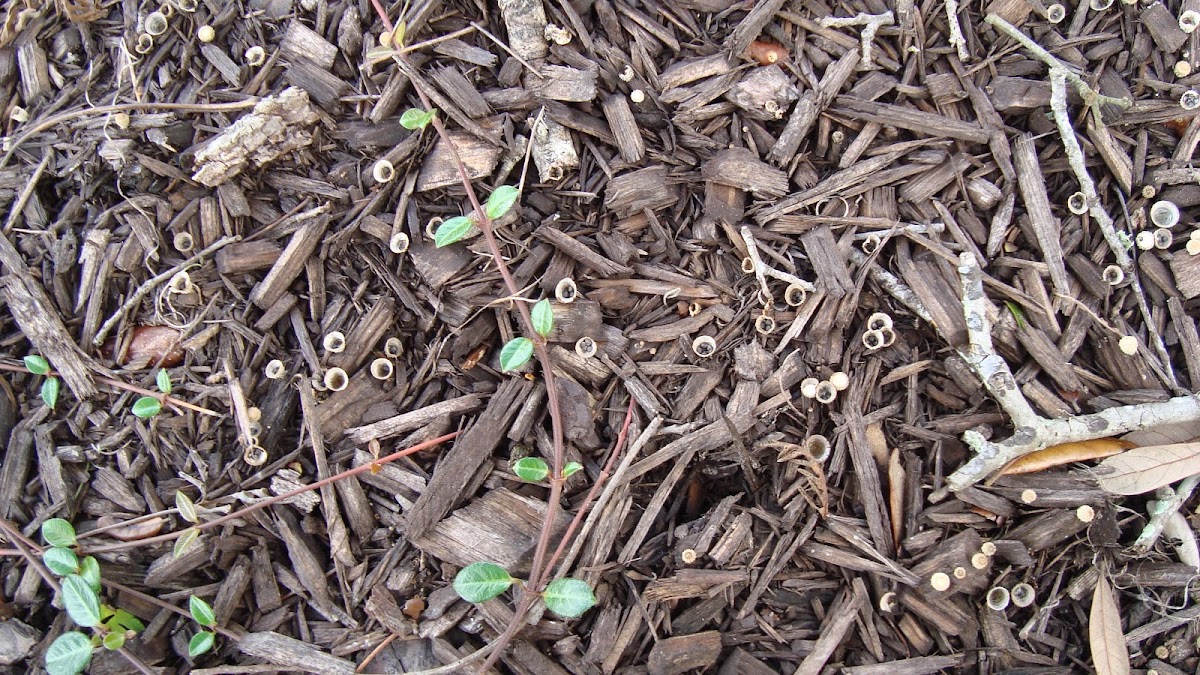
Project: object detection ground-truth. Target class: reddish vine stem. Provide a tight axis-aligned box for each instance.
[79,431,459,555]
[0,361,221,417]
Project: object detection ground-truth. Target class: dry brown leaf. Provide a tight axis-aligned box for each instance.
[1089,575,1130,675]
[1095,443,1200,495]
[1122,422,1200,447]
[887,447,904,549]
[997,438,1133,476]
[865,421,889,470]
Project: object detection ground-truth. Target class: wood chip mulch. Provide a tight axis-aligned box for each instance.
[1,0,1200,673]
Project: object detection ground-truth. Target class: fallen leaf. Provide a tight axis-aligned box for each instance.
[1122,422,1200,447]
[998,438,1133,476]
[1089,575,1130,675]
[1095,443,1200,495]
[887,448,904,549]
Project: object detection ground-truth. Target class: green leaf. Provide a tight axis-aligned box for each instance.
[1004,301,1027,330]
[399,107,437,130]
[101,631,125,650]
[43,547,79,576]
[41,377,60,409]
[452,562,514,603]
[42,519,76,547]
[131,396,162,418]
[499,337,534,373]
[542,578,596,618]
[434,216,473,248]
[364,45,396,65]
[562,461,584,479]
[485,185,520,221]
[45,631,93,675]
[103,607,144,634]
[531,299,554,338]
[176,491,198,524]
[173,527,200,558]
[156,369,172,394]
[512,457,549,482]
[190,595,216,627]
[79,557,100,593]
[62,574,102,628]
[24,354,49,375]
[188,631,215,658]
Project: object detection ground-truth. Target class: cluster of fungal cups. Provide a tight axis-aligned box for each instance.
[862,312,896,352]
[263,334,404,394]
[800,371,849,405]
[135,1,199,55]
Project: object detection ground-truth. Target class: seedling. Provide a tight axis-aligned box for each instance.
[23,354,60,409]
[39,519,146,675]
[187,595,218,658]
[131,369,172,418]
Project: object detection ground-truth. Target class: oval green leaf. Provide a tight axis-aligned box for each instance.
[45,631,93,675]
[62,574,102,628]
[43,547,79,576]
[174,527,201,558]
[542,578,596,618]
[189,630,215,658]
[103,607,144,634]
[24,354,49,375]
[131,396,162,418]
[399,107,437,130]
[434,215,473,248]
[485,185,520,221]
[562,461,584,479]
[41,377,60,409]
[42,518,76,547]
[453,562,514,603]
[79,557,101,593]
[190,595,216,627]
[499,337,534,373]
[101,631,125,651]
[176,491,198,524]
[512,457,549,482]
[156,369,172,394]
[531,299,554,338]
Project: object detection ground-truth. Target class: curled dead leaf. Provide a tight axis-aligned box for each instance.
[95,515,167,541]
[747,40,789,66]
[997,438,1133,477]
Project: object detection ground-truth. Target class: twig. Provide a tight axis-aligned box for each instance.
[946,0,969,62]
[984,14,1130,113]
[821,11,893,67]
[1133,475,1200,551]
[1047,68,1177,388]
[740,226,816,301]
[93,235,242,346]
[0,362,221,417]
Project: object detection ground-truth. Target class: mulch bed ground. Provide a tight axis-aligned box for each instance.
[2,0,1200,673]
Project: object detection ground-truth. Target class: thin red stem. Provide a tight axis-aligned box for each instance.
[81,431,458,555]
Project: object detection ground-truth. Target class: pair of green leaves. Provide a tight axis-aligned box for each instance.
[24,355,60,409]
[511,457,583,483]
[173,491,202,559]
[452,562,596,618]
[433,185,521,248]
[497,299,555,373]
[188,595,217,657]
[132,369,172,418]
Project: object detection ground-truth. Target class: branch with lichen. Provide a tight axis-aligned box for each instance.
[933,254,1200,497]
[1134,475,1200,551]
[985,13,1130,115]
[821,12,893,68]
